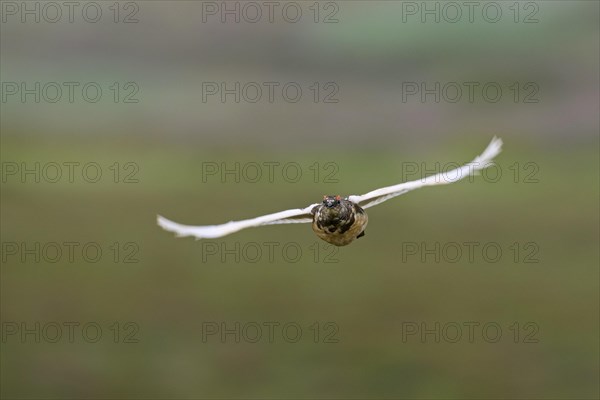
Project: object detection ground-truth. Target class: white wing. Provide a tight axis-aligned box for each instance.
[347,137,503,209]
[157,203,318,240]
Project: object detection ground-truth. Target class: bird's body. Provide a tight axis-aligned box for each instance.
[157,137,503,247]
[311,196,368,246]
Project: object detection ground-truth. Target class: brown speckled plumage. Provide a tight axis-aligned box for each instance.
[311,195,368,246]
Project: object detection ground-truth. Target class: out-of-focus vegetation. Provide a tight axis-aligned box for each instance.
[1,1,598,398]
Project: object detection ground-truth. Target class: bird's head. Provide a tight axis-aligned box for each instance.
[323,195,342,209]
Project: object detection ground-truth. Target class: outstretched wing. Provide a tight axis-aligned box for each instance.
[157,203,318,240]
[347,137,503,209]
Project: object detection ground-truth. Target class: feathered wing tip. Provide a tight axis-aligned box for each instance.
[473,136,503,168]
[347,136,504,208]
[157,215,188,237]
[156,204,317,240]
[157,214,234,239]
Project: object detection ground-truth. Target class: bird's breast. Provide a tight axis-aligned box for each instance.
[311,202,368,246]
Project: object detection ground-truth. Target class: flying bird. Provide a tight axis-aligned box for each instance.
[158,137,502,246]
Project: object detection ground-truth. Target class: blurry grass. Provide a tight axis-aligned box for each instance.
[1,134,598,399]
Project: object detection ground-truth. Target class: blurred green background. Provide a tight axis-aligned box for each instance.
[1,1,598,399]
